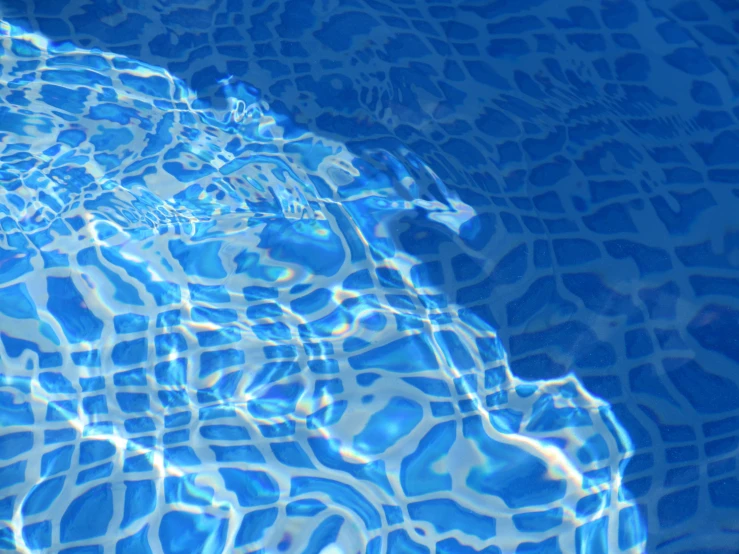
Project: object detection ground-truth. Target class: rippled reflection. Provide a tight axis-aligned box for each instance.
[0,22,647,554]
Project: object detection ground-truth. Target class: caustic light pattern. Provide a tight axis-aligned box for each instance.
[0,0,738,553]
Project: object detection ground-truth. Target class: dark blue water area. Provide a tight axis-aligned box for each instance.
[0,0,738,553]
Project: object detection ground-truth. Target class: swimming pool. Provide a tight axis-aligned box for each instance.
[0,0,738,552]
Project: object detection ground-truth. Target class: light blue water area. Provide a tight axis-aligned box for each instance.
[0,1,738,553]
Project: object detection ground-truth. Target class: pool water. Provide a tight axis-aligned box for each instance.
[0,0,738,553]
